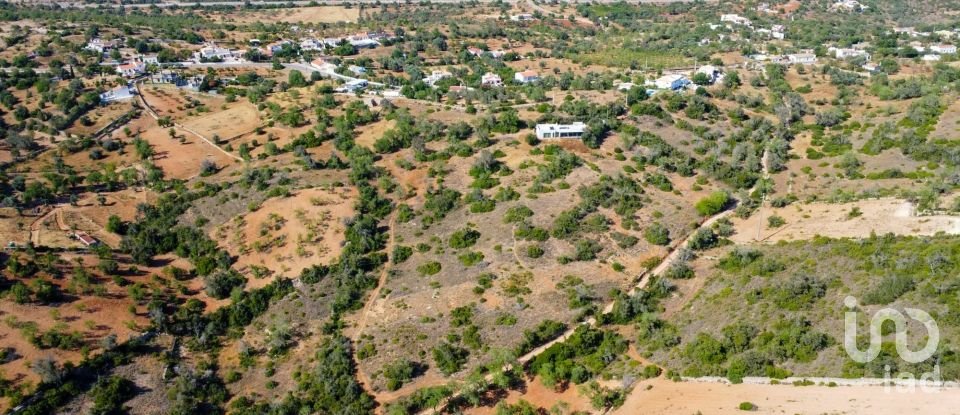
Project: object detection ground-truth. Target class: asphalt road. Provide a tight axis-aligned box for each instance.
[30,0,710,8]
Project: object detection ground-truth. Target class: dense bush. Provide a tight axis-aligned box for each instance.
[863,274,915,305]
[383,359,418,391]
[643,222,670,246]
[417,261,442,276]
[203,269,246,299]
[527,326,627,388]
[515,320,568,356]
[449,228,481,249]
[432,342,469,376]
[89,376,135,415]
[695,191,729,216]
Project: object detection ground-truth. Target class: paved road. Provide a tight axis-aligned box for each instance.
[41,0,709,8]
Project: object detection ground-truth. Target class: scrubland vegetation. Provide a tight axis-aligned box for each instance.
[2,0,960,413]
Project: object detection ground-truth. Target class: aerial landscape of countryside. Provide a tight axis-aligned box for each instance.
[3,0,960,413]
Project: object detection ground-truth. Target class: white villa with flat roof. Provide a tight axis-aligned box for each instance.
[337,79,368,93]
[787,52,818,65]
[653,74,690,90]
[930,44,957,54]
[830,47,871,61]
[535,122,586,140]
[720,14,752,27]
[99,85,135,103]
[424,70,453,86]
[194,44,236,62]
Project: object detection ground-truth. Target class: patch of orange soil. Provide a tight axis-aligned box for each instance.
[213,187,355,286]
[139,125,236,180]
[466,376,594,415]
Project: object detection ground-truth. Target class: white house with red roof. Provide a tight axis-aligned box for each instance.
[481,72,503,87]
[116,61,146,78]
[514,70,539,84]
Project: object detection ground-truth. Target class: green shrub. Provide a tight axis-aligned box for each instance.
[863,274,915,305]
[449,228,481,249]
[417,262,442,276]
[526,244,545,258]
[663,262,694,279]
[458,251,485,266]
[383,359,418,391]
[573,239,602,261]
[767,215,786,228]
[644,222,671,245]
[432,342,469,376]
[392,245,413,264]
[695,191,729,216]
[90,376,136,415]
[504,205,534,223]
[469,199,496,213]
[611,232,639,248]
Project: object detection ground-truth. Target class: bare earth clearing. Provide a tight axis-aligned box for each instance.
[180,102,261,141]
[216,5,360,24]
[730,198,960,243]
[614,377,960,415]
[213,186,355,285]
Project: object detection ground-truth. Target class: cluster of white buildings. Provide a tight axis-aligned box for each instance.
[85,38,118,54]
[755,24,786,40]
[907,42,957,61]
[829,46,871,61]
[894,27,932,38]
[756,3,778,14]
[113,55,159,78]
[894,26,960,41]
[749,51,818,65]
[831,0,868,11]
[467,46,506,59]
[716,14,784,40]
[148,70,205,90]
[423,70,453,87]
[509,13,534,22]
[299,31,390,52]
[720,14,752,27]
[193,43,243,63]
[887,26,960,62]
[913,43,958,54]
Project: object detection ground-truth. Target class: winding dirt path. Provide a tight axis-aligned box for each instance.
[28,206,69,245]
[355,210,398,338]
[136,82,243,163]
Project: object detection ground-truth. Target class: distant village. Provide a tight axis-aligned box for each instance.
[90,2,958,141]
